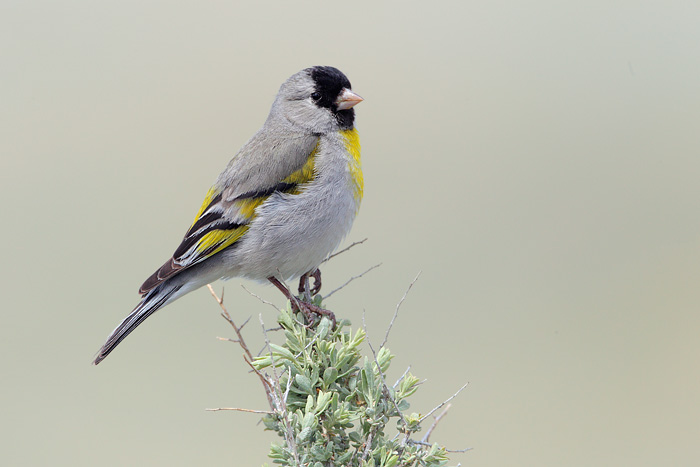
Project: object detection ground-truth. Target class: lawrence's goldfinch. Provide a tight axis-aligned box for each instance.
[94,66,363,364]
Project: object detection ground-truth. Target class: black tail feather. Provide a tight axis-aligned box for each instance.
[93,285,182,365]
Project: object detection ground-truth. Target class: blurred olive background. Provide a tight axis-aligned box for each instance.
[3,1,700,466]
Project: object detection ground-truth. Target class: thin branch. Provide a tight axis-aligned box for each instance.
[407,439,473,453]
[241,284,280,312]
[380,271,421,349]
[216,337,238,343]
[258,313,277,380]
[282,367,294,405]
[257,313,301,465]
[324,263,382,299]
[206,407,272,414]
[420,403,451,443]
[360,428,375,463]
[393,366,412,390]
[253,326,284,357]
[295,333,321,360]
[323,238,368,263]
[237,315,252,330]
[207,285,253,362]
[419,382,470,423]
[243,356,273,393]
[207,284,275,410]
[362,310,409,433]
[258,313,275,360]
[253,343,268,358]
[214,317,252,345]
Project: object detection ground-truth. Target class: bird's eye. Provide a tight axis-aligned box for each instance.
[311,92,322,101]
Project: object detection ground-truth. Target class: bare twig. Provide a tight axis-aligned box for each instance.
[361,428,375,463]
[207,284,277,411]
[381,271,421,349]
[282,368,293,406]
[254,329,285,358]
[407,439,473,453]
[323,238,368,263]
[243,356,273,390]
[419,382,470,423]
[205,407,272,414]
[393,366,412,390]
[295,333,322,360]
[216,337,238,343]
[324,263,382,299]
[207,285,253,362]
[362,310,409,435]
[257,313,301,465]
[241,284,279,312]
[258,314,277,379]
[420,403,451,443]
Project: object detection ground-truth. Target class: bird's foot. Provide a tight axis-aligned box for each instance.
[270,274,334,328]
[294,300,336,329]
[298,269,322,298]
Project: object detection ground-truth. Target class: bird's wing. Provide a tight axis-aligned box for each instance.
[138,137,319,295]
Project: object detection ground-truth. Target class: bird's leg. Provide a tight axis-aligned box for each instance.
[269,276,298,305]
[298,272,312,302]
[310,268,322,296]
[269,276,336,328]
[297,268,322,301]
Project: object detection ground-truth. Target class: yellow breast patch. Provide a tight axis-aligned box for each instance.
[340,128,363,202]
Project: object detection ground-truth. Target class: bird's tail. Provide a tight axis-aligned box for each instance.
[93,284,183,365]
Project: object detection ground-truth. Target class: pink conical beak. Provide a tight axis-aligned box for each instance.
[335,88,364,110]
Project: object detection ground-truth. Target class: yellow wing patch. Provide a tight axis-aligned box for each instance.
[233,142,319,216]
[175,185,248,264]
[190,186,221,229]
[180,143,321,264]
[282,141,319,192]
[235,197,267,219]
[194,225,250,256]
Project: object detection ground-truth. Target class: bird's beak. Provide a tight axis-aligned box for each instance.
[336,88,364,110]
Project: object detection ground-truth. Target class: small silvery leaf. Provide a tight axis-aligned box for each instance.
[323,367,339,387]
[295,374,313,394]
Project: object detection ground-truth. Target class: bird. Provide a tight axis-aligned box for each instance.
[93,66,363,365]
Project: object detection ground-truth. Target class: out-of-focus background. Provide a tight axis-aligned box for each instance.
[3,1,700,465]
